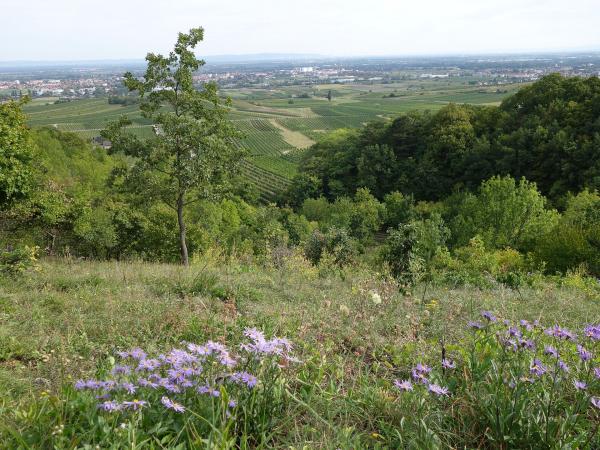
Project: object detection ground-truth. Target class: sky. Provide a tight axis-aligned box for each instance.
[1,0,600,61]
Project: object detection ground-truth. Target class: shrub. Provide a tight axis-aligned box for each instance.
[450,176,558,251]
[304,227,357,268]
[0,245,38,276]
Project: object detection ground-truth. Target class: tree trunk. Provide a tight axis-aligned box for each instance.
[177,193,189,266]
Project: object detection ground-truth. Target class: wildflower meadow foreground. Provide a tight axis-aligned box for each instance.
[13,318,600,448]
[1,261,599,448]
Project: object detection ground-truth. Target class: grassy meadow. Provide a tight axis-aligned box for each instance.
[1,257,598,448]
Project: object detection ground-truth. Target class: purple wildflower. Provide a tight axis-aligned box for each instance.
[414,363,432,374]
[411,363,431,384]
[519,339,536,351]
[229,372,258,388]
[111,365,131,376]
[161,396,185,413]
[240,328,295,360]
[544,346,559,358]
[468,321,484,330]
[442,359,456,369]
[558,360,570,373]
[481,311,497,322]
[594,367,600,379]
[136,358,162,371]
[519,320,533,331]
[137,378,159,389]
[545,325,576,341]
[584,324,600,341]
[122,399,148,410]
[573,380,587,390]
[129,348,147,360]
[530,359,547,377]
[228,399,237,408]
[577,344,593,362]
[428,383,449,396]
[592,397,600,410]
[98,401,122,412]
[120,382,137,394]
[394,379,414,391]
[508,327,522,338]
[74,380,87,390]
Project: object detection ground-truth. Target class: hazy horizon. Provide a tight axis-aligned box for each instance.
[1,0,599,61]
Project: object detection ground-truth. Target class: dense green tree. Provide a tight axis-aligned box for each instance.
[449,176,558,251]
[293,75,600,203]
[0,99,34,208]
[103,28,243,265]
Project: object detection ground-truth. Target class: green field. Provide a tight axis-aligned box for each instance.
[24,81,523,201]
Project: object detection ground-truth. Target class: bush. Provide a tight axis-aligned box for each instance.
[304,227,357,267]
[0,245,38,276]
[534,190,600,276]
[381,215,449,288]
[449,176,558,251]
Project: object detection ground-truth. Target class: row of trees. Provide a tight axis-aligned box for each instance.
[283,74,600,206]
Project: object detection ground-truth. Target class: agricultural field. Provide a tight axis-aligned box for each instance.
[24,80,523,201]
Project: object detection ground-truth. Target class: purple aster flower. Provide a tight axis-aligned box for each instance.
[229,372,258,388]
[592,397,600,410]
[508,327,522,338]
[519,339,536,351]
[481,311,497,322]
[120,382,137,394]
[137,378,159,389]
[577,345,593,362]
[414,363,432,374]
[394,379,414,391]
[544,346,559,358]
[442,359,456,369]
[122,399,148,410]
[519,320,533,331]
[76,379,108,391]
[411,370,428,384]
[468,321,484,330]
[558,360,570,373]
[129,348,147,360]
[98,401,122,412]
[545,325,576,341]
[111,365,131,376]
[228,399,237,408]
[161,396,185,413]
[584,324,600,341]
[530,359,547,377]
[428,383,449,396]
[594,367,600,379]
[136,358,161,371]
[499,337,518,351]
[573,380,587,390]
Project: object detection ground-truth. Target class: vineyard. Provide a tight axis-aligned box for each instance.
[23,81,521,202]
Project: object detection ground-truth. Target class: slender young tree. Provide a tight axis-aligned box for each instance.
[103,28,243,266]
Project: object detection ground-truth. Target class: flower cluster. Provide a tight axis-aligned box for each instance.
[395,360,453,398]
[74,328,297,415]
[393,313,599,416]
[468,312,600,411]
